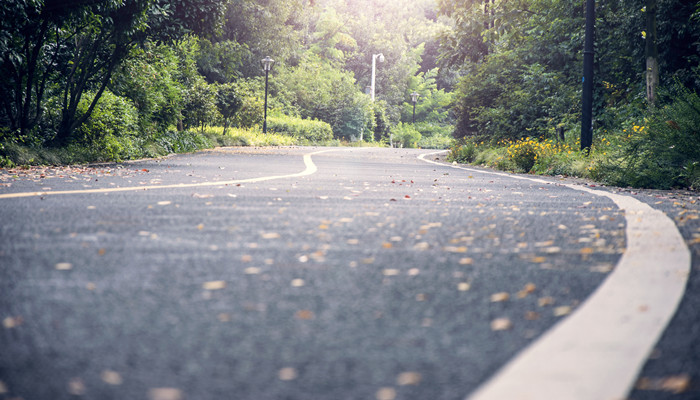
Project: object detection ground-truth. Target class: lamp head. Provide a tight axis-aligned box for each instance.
[261,56,275,72]
[411,91,420,103]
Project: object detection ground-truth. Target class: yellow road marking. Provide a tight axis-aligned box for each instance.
[0,149,328,200]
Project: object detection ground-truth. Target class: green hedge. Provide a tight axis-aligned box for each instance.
[266,115,333,143]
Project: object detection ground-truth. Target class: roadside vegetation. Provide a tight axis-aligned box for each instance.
[1,0,699,189]
[439,0,700,190]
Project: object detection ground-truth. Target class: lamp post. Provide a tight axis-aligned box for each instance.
[410,91,419,124]
[370,53,385,102]
[261,56,275,133]
[580,0,594,152]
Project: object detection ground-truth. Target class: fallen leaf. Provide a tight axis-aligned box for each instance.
[101,370,123,385]
[279,367,298,381]
[98,248,106,256]
[490,292,510,302]
[383,269,400,276]
[397,371,422,386]
[67,378,86,395]
[459,257,474,265]
[553,306,572,316]
[382,242,393,249]
[244,267,261,275]
[538,296,555,306]
[660,374,691,393]
[444,246,467,253]
[3,316,22,329]
[261,232,280,239]
[295,310,315,320]
[203,281,226,290]
[157,201,172,206]
[55,262,73,270]
[590,264,613,273]
[217,313,231,322]
[291,279,305,287]
[376,387,397,400]
[458,282,471,291]
[525,311,540,320]
[517,283,536,298]
[407,268,420,276]
[413,242,430,251]
[148,388,183,400]
[491,317,512,331]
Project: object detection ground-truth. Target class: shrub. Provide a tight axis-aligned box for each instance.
[600,81,700,189]
[267,115,333,143]
[75,91,139,141]
[449,141,477,163]
[216,83,243,134]
[182,80,219,132]
[73,91,140,161]
[507,138,538,172]
[391,123,421,148]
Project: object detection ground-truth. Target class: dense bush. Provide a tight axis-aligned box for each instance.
[391,123,421,148]
[229,78,264,129]
[72,91,140,161]
[182,80,219,132]
[599,81,700,189]
[110,43,185,135]
[216,82,243,134]
[273,56,374,139]
[267,115,333,143]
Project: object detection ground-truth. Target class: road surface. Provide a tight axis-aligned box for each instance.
[0,147,697,399]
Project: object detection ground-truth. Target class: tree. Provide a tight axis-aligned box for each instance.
[0,0,228,145]
[216,83,243,134]
[0,0,151,144]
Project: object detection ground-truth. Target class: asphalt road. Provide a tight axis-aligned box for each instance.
[0,147,697,400]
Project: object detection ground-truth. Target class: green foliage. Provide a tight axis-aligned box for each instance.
[371,101,391,142]
[449,141,478,163]
[202,127,296,147]
[215,83,243,134]
[229,78,264,129]
[507,139,539,173]
[391,123,421,148]
[273,56,372,139]
[111,42,185,134]
[182,80,219,132]
[197,39,247,83]
[73,91,140,161]
[267,115,333,143]
[600,81,700,189]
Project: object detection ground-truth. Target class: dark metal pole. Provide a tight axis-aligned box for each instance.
[263,69,269,134]
[580,0,595,152]
[412,101,416,124]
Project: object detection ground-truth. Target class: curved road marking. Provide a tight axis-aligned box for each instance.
[419,151,690,400]
[0,149,329,200]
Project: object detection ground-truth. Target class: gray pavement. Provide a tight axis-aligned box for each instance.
[0,147,697,399]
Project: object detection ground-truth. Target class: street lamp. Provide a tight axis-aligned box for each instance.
[580,0,594,152]
[370,53,385,102]
[261,56,275,133]
[410,91,419,124]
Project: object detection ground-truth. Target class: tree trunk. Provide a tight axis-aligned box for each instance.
[645,0,659,109]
